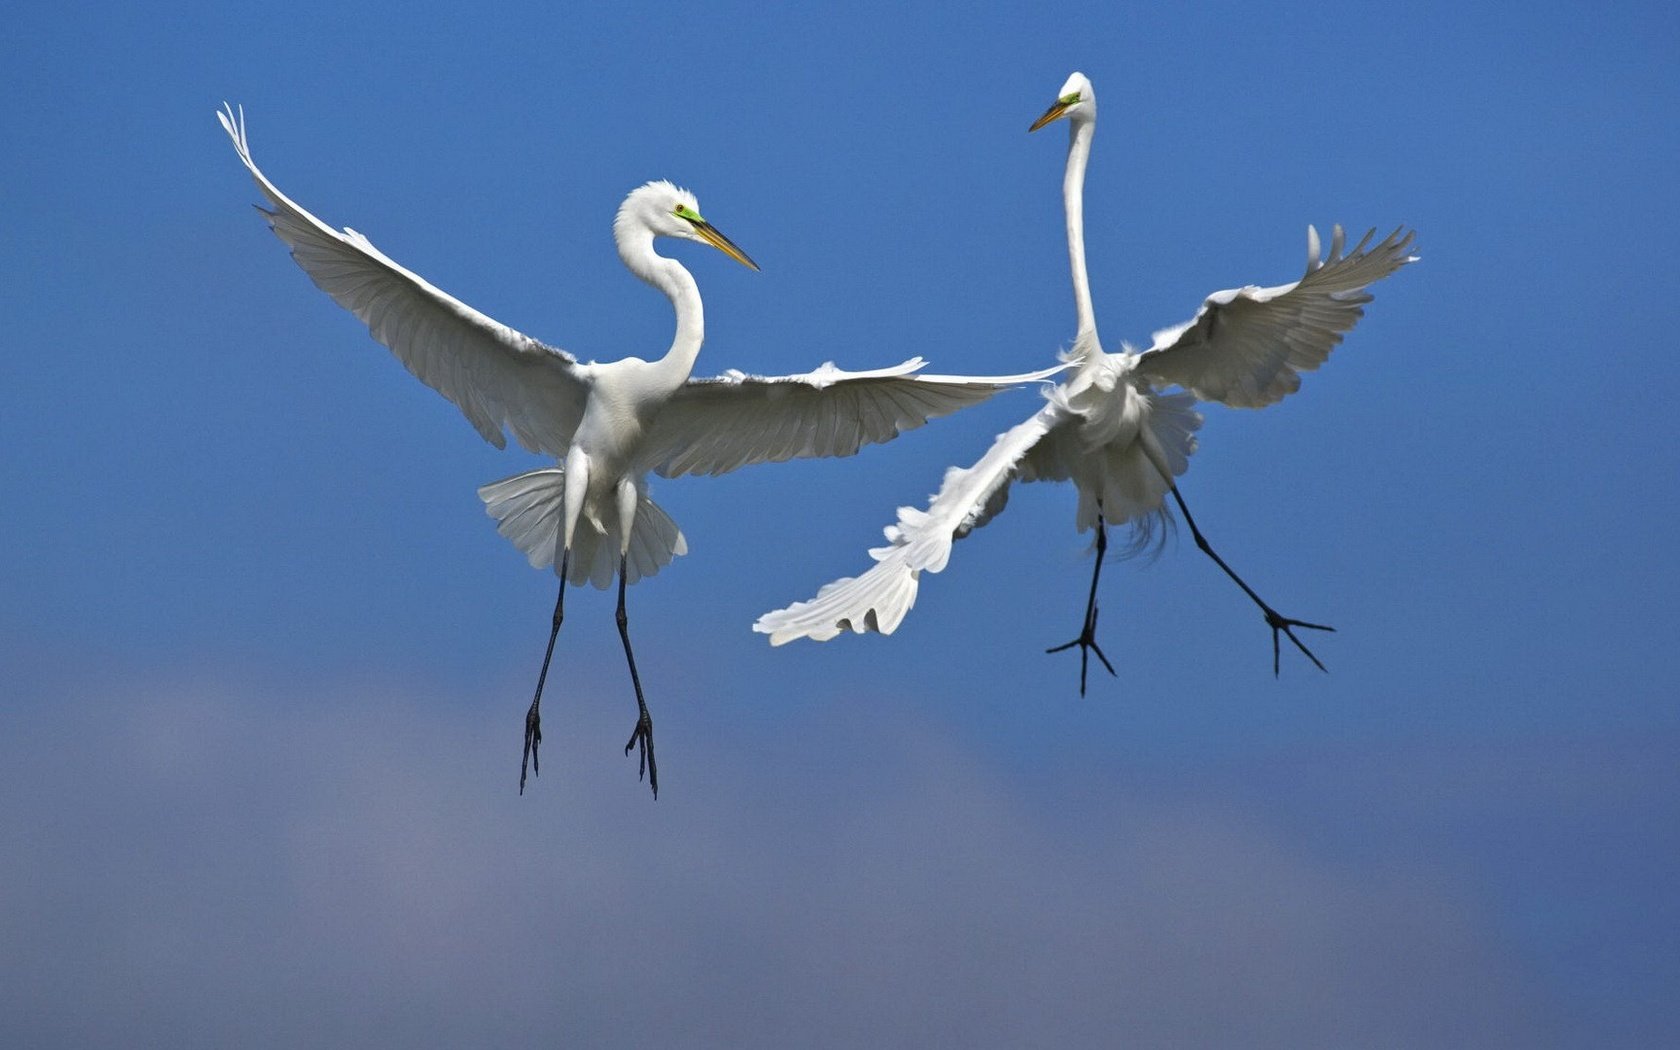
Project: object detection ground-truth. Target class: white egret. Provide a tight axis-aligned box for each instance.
[219,104,1061,795]
[756,73,1417,692]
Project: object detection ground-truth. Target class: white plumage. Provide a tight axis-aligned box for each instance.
[219,103,1060,794]
[756,73,1416,687]
[478,468,686,590]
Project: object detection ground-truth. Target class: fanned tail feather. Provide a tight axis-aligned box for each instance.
[1116,388,1202,556]
[1064,373,1203,538]
[478,468,687,590]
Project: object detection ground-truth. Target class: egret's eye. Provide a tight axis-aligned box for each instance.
[1059,91,1081,106]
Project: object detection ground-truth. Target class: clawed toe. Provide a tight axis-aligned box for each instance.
[519,703,542,795]
[624,715,658,799]
[1264,609,1336,676]
[1046,604,1117,697]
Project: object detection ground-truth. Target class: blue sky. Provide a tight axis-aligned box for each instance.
[3,1,1677,1045]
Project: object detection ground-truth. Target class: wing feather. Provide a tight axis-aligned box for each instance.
[753,401,1065,644]
[1136,225,1417,408]
[645,358,1065,478]
[219,104,589,455]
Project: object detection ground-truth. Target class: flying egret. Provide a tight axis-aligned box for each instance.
[756,73,1417,692]
[219,105,1061,796]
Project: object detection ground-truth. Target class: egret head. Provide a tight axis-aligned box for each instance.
[1029,72,1095,132]
[616,180,759,271]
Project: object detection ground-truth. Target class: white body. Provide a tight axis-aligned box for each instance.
[756,73,1416,644]
[218,105,1064,592]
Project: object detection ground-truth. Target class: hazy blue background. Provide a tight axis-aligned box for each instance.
[4,1,1677,1045]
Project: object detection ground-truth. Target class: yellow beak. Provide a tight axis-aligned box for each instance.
[1029,99,1073,133]
[692,220,760,271]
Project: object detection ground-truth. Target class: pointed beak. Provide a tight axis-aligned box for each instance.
[692,220,760,271]
[1029,99,1073,133]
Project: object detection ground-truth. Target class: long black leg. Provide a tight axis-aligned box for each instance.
[521,549,568,795]
[1167,485,1334,676]
[1046,511,1118,696]
[615,555,658,799]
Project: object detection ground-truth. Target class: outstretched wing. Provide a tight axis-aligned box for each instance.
[753,401,1064,644]
[644,357,1066,478]
[219,104,589,455]
[1136,225,1417,408]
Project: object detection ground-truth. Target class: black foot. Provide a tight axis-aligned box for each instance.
[624,712,658,799]
[1046,602,1118,697]
[1165,484,1336,678]
[519,698,542,795]
[1264,608,1336,677]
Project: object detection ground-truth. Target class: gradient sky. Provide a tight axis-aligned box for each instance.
[4,1,1678,1046]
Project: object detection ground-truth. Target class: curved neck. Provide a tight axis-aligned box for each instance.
[618,229,704,381]
[1063,117,1097,340]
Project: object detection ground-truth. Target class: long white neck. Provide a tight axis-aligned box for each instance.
[1063,115,1098,342]
[617,227,704,382]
